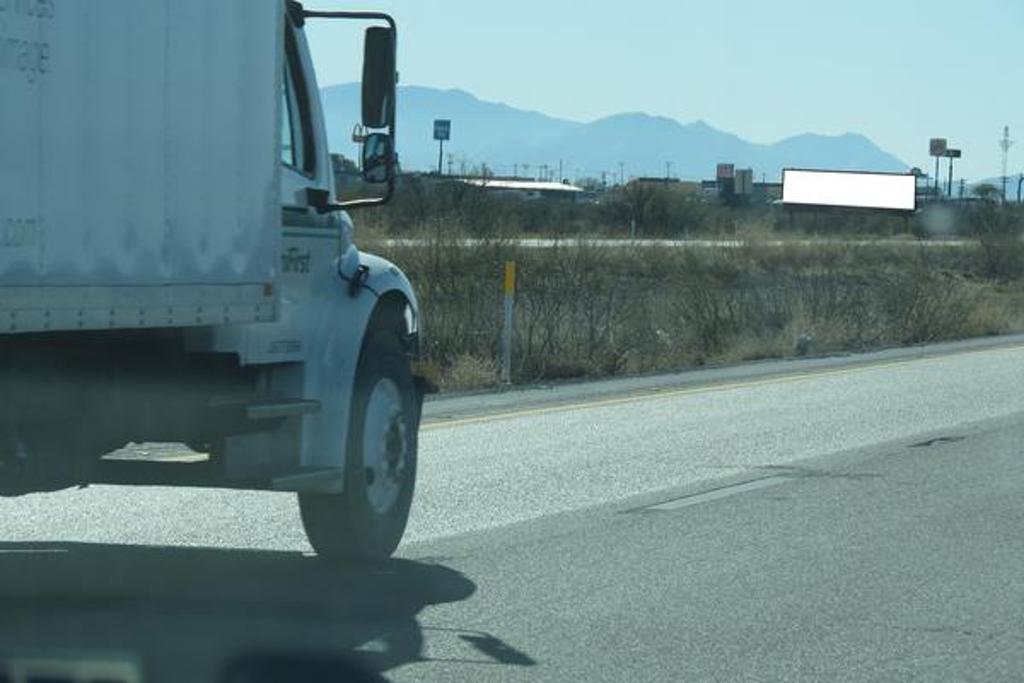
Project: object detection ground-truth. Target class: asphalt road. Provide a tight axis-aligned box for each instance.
[2,336,1024,681]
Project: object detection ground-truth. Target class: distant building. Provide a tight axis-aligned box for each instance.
[630,178,702,195]
[701,178,781,203]
[633,176,680,185]
[753,182,783,202]
[458,177,585,201]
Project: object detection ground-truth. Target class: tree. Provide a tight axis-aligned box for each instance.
[972,183,1000,202]
[330,153,358,174]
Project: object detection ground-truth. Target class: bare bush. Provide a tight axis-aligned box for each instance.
[376,238,1022,390]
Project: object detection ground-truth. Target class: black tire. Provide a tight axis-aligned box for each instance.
[299,332,419,562]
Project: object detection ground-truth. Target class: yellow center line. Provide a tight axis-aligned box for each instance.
[421,342,1024,432]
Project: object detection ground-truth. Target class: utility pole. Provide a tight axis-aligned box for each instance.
[999,125,1013,203]
[618,162,624,186]
[665,161,672,180]
[558,159,563,183]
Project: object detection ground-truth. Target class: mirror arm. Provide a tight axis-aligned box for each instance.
[306,182,395,213]
[300,7,398,126]
[299,8,398,210]
[336,175,395,211]
[299,9,396,34]
[304,188,343,214]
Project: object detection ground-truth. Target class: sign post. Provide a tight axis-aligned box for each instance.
[929,138,947,195]
[433,119,451,175]
[944,148,961,199]
[351,123,367,170]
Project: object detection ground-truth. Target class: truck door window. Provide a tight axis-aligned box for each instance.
[282,20,316,176]
[281,78,297,167]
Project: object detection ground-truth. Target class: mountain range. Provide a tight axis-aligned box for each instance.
[321,83,908,182]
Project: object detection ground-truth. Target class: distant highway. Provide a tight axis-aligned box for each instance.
[369,237,971,249]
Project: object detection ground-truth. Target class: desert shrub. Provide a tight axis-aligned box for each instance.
[376,237,1020,389]
[441,354,498,392]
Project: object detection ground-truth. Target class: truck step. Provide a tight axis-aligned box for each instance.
[245,399,321,421]
[207,397,321,421]
[271,468,345,493]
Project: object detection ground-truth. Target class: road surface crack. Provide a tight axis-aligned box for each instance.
[752,464,883,480]
[909,435,966,448]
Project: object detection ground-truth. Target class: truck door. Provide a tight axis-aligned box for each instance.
[280,13,328,228]
[263,12,351,365]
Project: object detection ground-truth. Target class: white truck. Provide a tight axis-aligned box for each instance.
[0,0,429,561]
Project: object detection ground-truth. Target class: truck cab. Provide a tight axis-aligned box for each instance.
[0,1,425,561]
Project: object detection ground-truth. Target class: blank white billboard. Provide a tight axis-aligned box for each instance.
[782,169,916,212]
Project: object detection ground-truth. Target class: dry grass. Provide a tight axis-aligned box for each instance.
[441,353,498,392]
[374,236,1024,391]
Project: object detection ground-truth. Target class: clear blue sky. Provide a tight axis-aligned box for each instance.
[305,0,1022,181]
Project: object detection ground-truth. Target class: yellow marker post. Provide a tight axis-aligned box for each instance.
[503,260,517,296]
[501,261,516,383]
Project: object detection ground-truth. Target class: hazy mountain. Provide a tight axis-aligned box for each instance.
[321,83,907,181]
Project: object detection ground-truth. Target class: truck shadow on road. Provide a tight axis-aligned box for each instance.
[0,541,507,679]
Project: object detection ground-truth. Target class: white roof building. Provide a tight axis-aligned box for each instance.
[460,178,585,199]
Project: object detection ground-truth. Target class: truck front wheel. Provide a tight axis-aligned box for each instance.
[299,332,419,562]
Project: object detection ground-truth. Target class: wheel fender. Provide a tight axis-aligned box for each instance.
[295,251,418,472]
[360,251,420,318]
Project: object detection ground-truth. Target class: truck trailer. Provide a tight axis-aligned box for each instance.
[0,0,427,561]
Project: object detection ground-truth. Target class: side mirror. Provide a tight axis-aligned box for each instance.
[362,132,393,184]
[362,27,395,129]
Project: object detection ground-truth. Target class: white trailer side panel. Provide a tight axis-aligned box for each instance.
[0,0,282,333]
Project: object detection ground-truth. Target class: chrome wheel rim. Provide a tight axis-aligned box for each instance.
[361,378,408,515]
